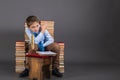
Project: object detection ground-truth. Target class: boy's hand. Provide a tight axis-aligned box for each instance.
[41,23,47,33]
[24,22,28,28]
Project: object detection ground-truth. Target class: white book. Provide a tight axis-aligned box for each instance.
[36,51,56,56]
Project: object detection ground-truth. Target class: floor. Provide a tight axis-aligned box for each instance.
[0,61,120,80]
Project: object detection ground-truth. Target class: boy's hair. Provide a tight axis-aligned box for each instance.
[26,15,39,27]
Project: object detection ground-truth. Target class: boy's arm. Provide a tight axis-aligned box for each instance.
[43,30,54,47]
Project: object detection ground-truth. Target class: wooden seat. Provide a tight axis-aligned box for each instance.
[26,53,52,80]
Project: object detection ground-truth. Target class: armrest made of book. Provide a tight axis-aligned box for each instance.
[56,42,65,51]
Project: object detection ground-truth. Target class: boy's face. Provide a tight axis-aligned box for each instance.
[29,22,40,33]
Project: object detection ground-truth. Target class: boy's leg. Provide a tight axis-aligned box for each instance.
[46,42,60,69]
[46,42,63,77]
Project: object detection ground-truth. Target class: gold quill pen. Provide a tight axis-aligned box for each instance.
[31,34,35,50]
[29,34,36,54]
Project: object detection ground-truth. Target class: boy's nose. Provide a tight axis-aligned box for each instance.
[34,29,38,32]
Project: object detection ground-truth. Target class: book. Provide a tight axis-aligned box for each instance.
[36,51,56,56]
[15,54,25,57]
[16,42,25,46]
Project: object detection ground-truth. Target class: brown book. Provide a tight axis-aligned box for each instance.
[59,66,64,68]
[59,63,64,66]
[59,63,64,65]
[59,67,64,69]
[15,54,25,57]
[60,53,64,56]
[16,65,25,68]
[16,50,25,53]
[16,44,25,47]
[16,60,25,62]
[59,58,64,60]
[16,62,25,65]
[47,29,54,35]
[59,46,64,49]
[16,42,25,46]
[16,49,25,51]
[59,56,64,58]
[59,60,64,63]
[41,21,54,28]
[16,46,25,49]
[16,57,25,60]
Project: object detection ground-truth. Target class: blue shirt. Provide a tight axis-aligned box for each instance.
[25,28,54,47]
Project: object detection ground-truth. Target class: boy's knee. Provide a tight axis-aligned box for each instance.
[53,42,60,50]
[46,42,60,51]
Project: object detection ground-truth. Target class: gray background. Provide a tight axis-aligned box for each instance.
[0,0,119,64]
[0,0,120,80]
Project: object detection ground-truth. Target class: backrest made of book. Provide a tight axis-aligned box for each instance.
[24,20,55,41]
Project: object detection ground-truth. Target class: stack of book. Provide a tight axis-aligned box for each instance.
[58,42,65,73]
[15,42,26,73]
[41,21,54,38]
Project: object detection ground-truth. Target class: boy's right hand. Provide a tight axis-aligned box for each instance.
[24,22,28,28]
[41,22,47,33]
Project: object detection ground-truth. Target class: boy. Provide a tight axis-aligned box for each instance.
[19,15,63,77]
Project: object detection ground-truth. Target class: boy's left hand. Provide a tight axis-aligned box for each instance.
[41,22,47,33]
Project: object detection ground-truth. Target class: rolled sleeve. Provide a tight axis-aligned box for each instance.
[43,30,54,47]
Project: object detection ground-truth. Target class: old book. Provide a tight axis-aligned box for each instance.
[47,29,54,36]
[16,65,25,68]
[16,47,25,51]
[59,46,64,50]
[16,62,25,65]
[59,55,64,59]
[59,58,64,60]
[16,50,25,53]
[16,44,25,47]
[15,54,25,57]
[16,57,25,60]
[59,62,64,65]
[59,60,64,63]
[16,60,25,63]
[41,21,54,28]
[59,66,64,68]
[16,42,25,46]
[59,53,64,56]
[16,42,25,44]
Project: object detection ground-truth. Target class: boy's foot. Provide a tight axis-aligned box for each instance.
[52,68,63,77]
[19,68,29,77]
